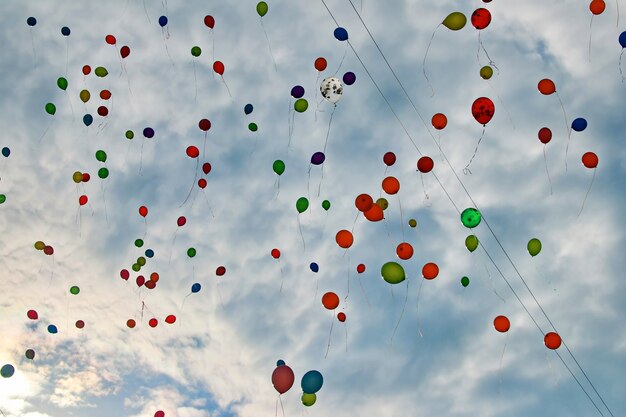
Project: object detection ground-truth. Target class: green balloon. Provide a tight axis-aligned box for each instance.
[187,247,196,258]
[442,12,467,31]
[95,150,107,162]
[70,285,80,295]
[0,194,5,204]
[294,98,308,113]
[296,197,309,213]
[381,261,406,284]
[256,1,268,17]
[132,263,141,272]
[137,256,146,266]
[480,66,493,80]
[45,103,56,115]
[57,77,68,91]
[301,392,316,407]
[98,167,109,179]
[408,218,417,228]
[461,276,470,287]
[376,198,388,210]
[191,46,202,57]
[248,123,258,132]
[460,208,481,228]
[527,238,542,257]
[94,66,108,77]
[125,130,134,140]
[321,200,331,211]
[465,235,479,252]
[273,160,285,175]
[135,239,144,248]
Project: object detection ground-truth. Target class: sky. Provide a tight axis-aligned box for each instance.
[0,1,625,417]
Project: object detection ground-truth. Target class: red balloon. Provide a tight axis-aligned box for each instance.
[199,119,211,132]
[213,60,225,75]
[589,0,606,14]
[544,331,562,349]
[136,275,145,287]
[582,152,598,168]
[145,280,156,289]
[82,65,91,75]
[356,263,366,273]
[471,8,492,30]
[177,216,186,227]
[494,315,510,332]
[198,178,207,189]
[383,151,396,166]
[139,206,148,217]
[382,176,400,194]
[149,318,158,328]
[204,15,215,28]
[127,319,136,328]
[82,173,91,182]
[396,242,414,260]
[202,163,212,174]
[431,113,447,130]
[105,34,116,45]
[97,106,109,117]
[422,262,439,280]
[538,79,556,95]
[337,312,347,322]
[271,248,280,259]
[272,365,295,394]
[120,45,131,59]
[322,292,340,310]
[79,195,88,206]
[186,146,200,158]
[364,204,384,222]
[27,310,38,320]
[120,269,130,280]
[216,266,226,276]
[471,97,495,125]
[155,411,165,417]
[355,193,374,212]
[165,315,176,324]
[417,156,434,173]
[314,57,327,71]
[44,245,54,255]
[100,89,112,100]
[336,230,354,249]
[75,320,85,329]
[538,127,552,144]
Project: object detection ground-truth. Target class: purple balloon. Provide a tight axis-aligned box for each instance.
[311,152,325,165]
[143,127,155,138]
[343,71,356,86]
[291,85,305,99]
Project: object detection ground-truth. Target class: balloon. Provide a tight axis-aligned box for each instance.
[105,34,116,45]
[408,218,417,228]
[382,176,400,194]
[150,272,160,282]
[320,77,343,104]
[1,364,15,378]
[149,318,158,327]
[494,315,510,332]
[61,26,71,36]
[127,319,136,328]
[296,197,309,213]
[396,242,414,260]
[276,359,285,366]
[417,156,434,173]
[422,262,439,280]
[271,248,280,259]
[272,365,295,394]
[191,283,201,293]
[544,332,562,349]
[343,71,356,85]
[431,113,447,130]
[620,31,626,48]
[34,241,45,250]
[45,103,56,115]
[186,146,200,158]
[138,206,148,218]
[480,65,493,80]
[442,12,467,31]
[48,324,58,334]
[79,90,91,103]
[0,194,5,204]
[145,249,154,258]
[314,57,327,71]
[537,79,556,95]
[322,292,339,310]
[158,16,168,27]
[98,168,109,179]
[95,66,108,77]
[335,229,354,248]
[79,195,88,206]
[471,97,495,125]
[538,127,552,144]
[244,104,254,114]
[334,27,348,41]
[294,98,309,113]
[83,114,93,126]
[582,151,598,168]
[527,238,542,256]
[191,46,202,57]
[95,150,107,162]
[97,106,109,117]
[471,8,492,29]
[355,193,374,212]
[27,17,37,26]
[27,309,38,319]
[337,312,347,322]
[213,61,225,75]
[82,65,91,75]
[465,235,479,252]
[57,77,68,91]
[273,160,285,175]
[364,203,384,222]
[143,127,155,138]
[99,89,111,100]
[44,245,54,255]
[291,85,305,98]
[202,163,212,174]
[302,392,317,406]
[383,152,396,166]
[301,370,324,394]
[187,247,197,257]
[311,152,325,165]
[216,266,226,276]
[2,147,10,157]
[376,198,388,210]
[381,261,406,284]
[135,239,144,248]
[256,1,268,17]
[248,123,258,132]
[25,349,35,360]
[76,320,85,329]
[177,216,186,227]
[589,0,606,14]
[126,131,134,139]
[204,15,215,28]
[461,208,482,228]
[120,46,130,58]
[70,286,80,295]
[357,264,365,273]
[321,200,331,211]
[82,173,90,182]
[155,411,166,417]
[120,269,130,280]
[571,117,587,132]
[461,276,470,287]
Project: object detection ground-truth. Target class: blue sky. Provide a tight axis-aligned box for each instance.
[1,1,625,417]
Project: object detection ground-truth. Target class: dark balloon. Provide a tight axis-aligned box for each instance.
[471,97,495,125]
[244,104,254,115]
[311,152,325,165]
[159,16,168,27]
[342,71,356,85]
[571,117,587,132]
[291,85,305,99]
[143,127,155,138]
[334,27,348,41]
[27,17,37,26]
[61,26,71,36]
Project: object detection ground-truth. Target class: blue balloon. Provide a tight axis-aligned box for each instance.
[301,370,323,394]
[191,283,201,293]
[27,17,37,27]
[276,359,285,366]
[2,147,10,157]
[47,324,58,334]
[310,262,319,273]
[1,364,15,378]
[61,26,70,36]
[145,249,155,258]
[159,16,168,27]
[334,27,348,41]
[244,104,254,115]
[571,117,588,132]
[619,31,626,48]
[83,114,93,126]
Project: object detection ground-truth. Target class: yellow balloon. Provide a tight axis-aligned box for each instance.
[79,89,91,103]
[72,171,83,183]
[480,66,493,80]
[442,12,467,31]
[34,241,45,250]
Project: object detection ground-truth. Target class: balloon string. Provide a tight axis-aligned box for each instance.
[30,29,37,67]
[279,260,285,293]
[221,76,232,99]
[578,168,596,217]
[619,49,625,82]
[397,194,404,241]
[317,164,325,197]
[389,279,409,346]
[344,319,348,352]
[617,0,621,27]
[414,277,424,338]
[314,72,321,121]
[139,138,145,176]
[477,32,499,71]
[488,80,515,130]
[65,91,75,120]
[39,118,54,142]
[193,61,198,102]
[297,215,306,251]
[307,165,312,204]
[498,333,508,387]
[420,173,429,201]
[324,311,335,358]
[180,158,199,207]
[260,18,277,71]
[543,145,553,195]
[65,38,69,77]
[101,180,109,226]
[555,91,570,172]
[421,24,439,97]
[169,229,178,264]
[463,125,486,174]
[588,15,594,62]
[333,44,347,76]
[344,253,351,300]
[143,0,151,23]
[322,104,337,154]
[287,99,294,148]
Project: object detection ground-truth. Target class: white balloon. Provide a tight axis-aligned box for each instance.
[320,77,343,104]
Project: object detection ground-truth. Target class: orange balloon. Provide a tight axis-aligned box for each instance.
[336,230,354,248]
[431,113,447,130]
[363,204,384,222]
[396,242,414,260]
[582,152,598,168]
[355,193,374,212]
[537,79,556,95]
[322,292,340,310]
[382,176,400,195]
[422,262,439,279]
[544,331,562,349]
[150,272,160,283]
[493,315,510,332]
[589,0,606,14]
[126,319,136,328]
